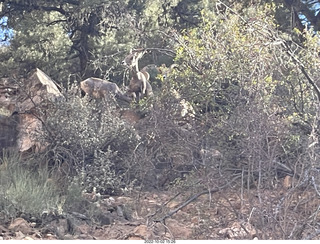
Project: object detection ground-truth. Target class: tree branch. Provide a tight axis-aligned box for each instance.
[46,19,67,27]
[282,41,320,102]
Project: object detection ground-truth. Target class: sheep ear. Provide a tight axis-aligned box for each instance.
[129,48,133,54]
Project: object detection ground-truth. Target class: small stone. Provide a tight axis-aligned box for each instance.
[191,216,198,224]
[23,236,34,240]
[133,225,148,237]
[30,222,37,227]
[63,234,74,240]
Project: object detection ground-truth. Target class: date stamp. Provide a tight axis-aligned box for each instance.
[144,240,176,243]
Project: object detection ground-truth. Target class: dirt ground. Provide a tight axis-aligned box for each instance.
[1,180,319,240]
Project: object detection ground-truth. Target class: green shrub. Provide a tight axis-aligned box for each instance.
[0,150,104,222]
[43,88,140,194]
[0,151,61,219]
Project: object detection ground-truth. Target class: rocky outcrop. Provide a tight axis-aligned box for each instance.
[0,68,62,153]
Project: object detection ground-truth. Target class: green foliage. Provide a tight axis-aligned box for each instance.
[1,11,73,79]
[47,91,136,155]
[1,0,319,190]
[163,2,320,188]
[44,88,139,194]
[0,151,61,218]
[81,149,122,195]
[0,150,105,222]
[0,0,207,82]
[171,2,319,121]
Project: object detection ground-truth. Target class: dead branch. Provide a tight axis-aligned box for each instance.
[154,175,241,222]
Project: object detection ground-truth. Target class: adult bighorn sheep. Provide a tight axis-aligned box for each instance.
[122,49,153,102]
[80,77,131,103]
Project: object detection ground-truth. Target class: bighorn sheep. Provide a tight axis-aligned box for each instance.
[122,49,153,102]
[80,77,131,103]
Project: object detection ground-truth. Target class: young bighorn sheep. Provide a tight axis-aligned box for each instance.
[122,49,153,102]
[80,77,131,103]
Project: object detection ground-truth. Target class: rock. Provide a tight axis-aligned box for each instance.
[165,219,192,239]
[8,218,32,235]
[0,68,63,153]
[23,236,34,240]
[55,219,69,238]
[16,68,62,113]
[129,225,154,240]
[45,233,58,240]
[218,221,256,239]
[62,234,74,240]
[72,223,91,236]
[16,113,46,152]
[133,225,148,237]
[15,231,26,240]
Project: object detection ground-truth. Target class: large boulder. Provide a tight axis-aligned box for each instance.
[0,68,63,153]
[16,68,62,113]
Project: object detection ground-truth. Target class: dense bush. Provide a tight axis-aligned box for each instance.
[164,3,320,189]
[42,87,140,194]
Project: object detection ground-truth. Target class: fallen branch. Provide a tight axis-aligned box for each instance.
[154,175,241,222]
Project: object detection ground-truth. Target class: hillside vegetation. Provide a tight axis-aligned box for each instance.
[0,0,320,240]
